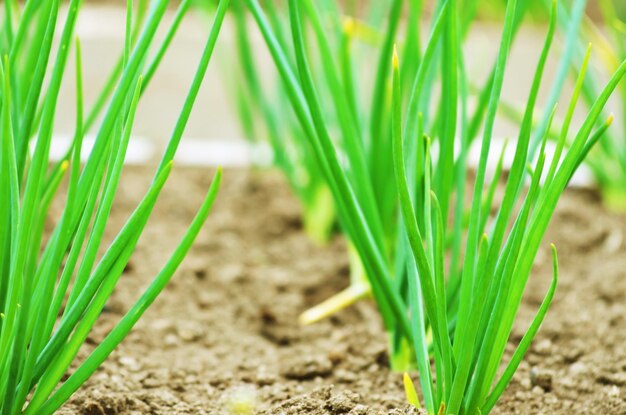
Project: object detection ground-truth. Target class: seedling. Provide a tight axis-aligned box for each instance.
[0,0,229,413]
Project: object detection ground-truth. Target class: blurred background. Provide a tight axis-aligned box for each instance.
[50,0,625,172]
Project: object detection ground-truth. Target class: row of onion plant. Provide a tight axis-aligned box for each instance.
[225,0,562,328]
[0,0,229,413]
[242,0,626,412]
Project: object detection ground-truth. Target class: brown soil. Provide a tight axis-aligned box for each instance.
[53,165,626,415]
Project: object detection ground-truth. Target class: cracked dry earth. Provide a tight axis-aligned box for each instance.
[45,165,625,414]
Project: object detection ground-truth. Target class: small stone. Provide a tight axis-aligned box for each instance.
[151,318,174,332]
[158,390,179,406]
[568,361,588,376]
[348,404,370,415]
[563,347,584,363]
[197,292,214,309]
[140,371,165,388]
[530,367,553,391]
[328,348,346,365]
[558,376,576,389]
[164,333,180,347]
[281,355,333,380]
[607,385,620,397]
[519,376,532,390]
[326,390,360,413]
[335,369,358,383]
[544,393,558,404]
[118,356,141,372]
[176,322,204,342]
[533,339,553,355]
[532,385,544,395]
[221,263,247,283]
[515,391,528,401]
[255,369,276,386]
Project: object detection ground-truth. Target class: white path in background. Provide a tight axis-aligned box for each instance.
[46,5,596,187]
[47,135,260,167]
[47,135,594,187]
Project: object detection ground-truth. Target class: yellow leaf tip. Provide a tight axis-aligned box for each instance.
[342,16,354,36]
[403,372,411,383]
[403,372,420,408]
[607,113,614,125]
[392,44,399,69]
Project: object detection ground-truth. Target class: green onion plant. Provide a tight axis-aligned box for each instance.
[224,0,407,323]
[0,0,229,413]
[230,0,557,326]
[244,0,625,412]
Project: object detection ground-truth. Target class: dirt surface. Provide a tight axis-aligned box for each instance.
[52,165,626,414]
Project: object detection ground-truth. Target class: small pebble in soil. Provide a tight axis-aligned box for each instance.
[335,368,358,383]
[519,375,532,390]
[176,321,205,342]
[530,366,554,391]
[281,355,334,380]
[328,348,347,365]
[603,228,623,254]
[533,339,553,355]
[568,361,588,376]
[255,367,277,386]
[118,356,141,372]
[164,333,181,347]
[607,385,620,397]
[532,385,545,395]
[347,404,370,415]
[563,345,584,363]
[325,390,360,412]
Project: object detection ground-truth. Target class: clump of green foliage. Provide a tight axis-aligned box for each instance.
[538,0,626,210]
[228,0,570,326]
[0,0,229,413]
[227,0,471,254]
[499,0,626,210]
[243,0,625,412]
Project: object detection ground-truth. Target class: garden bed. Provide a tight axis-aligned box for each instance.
[55,165,626,415]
